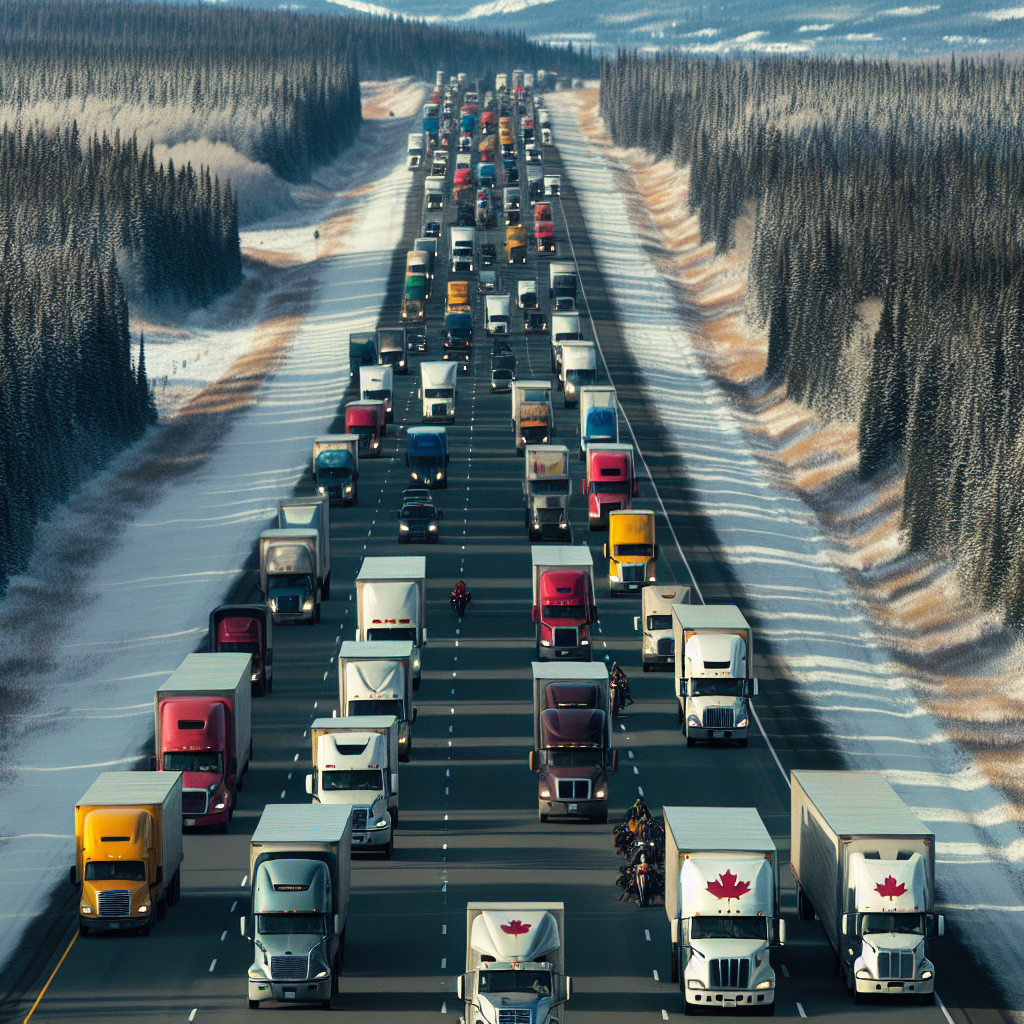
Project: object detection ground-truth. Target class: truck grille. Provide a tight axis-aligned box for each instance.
[876,952,915,979]
[271,956,308,981]
[709,957,750,989]
[498,1011,531,1024]
[351,809,368,831]
[657,637,674,657]
[703,707,734,729]
[97,890,131,917]
[277,595,300,613]
[557,779,590,800]
[620,564,646,582]
[431,403,447,417]
[552,627,577,649]
[182,790,208,815]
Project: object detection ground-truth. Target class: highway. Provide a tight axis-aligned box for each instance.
[2,88,1008,1024]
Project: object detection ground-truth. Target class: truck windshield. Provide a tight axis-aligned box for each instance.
[367,627,417,642]
[863,913,924,935]
[530,480,569,495]
[163,752,223,773]
[217,640,260,658]
[321,769,384,791]
[349,699,404,718]
[615,544,652,557]
[409,455,443,470]
[542,604,585,620]
[318,466,352,483]
[257,914,325,936]
[425,388,454,399]
[270,574,312,590]
[546,750,603,767]
[690,917,767,941]
[566,370,596,385]
[478,970,551,995]
[363,389,389,400]
[648,614,673,630]
[690,679,744,697]
[85,861,146,882]
[590,481,630,495]
[348,424,375,437]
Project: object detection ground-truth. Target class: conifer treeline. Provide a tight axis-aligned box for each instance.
[600,53,1024,624]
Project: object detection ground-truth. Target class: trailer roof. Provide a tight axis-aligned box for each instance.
[792,771,933,837]
[531,662,608,683]
[671,604,750,630]
[340,641,414,659]
[252,804,352,844]
[78,771,181,807]
[663,806,775,852]
[311,716,397,731]
[159,653,251,692]
[531,545,593,569]
[357,556,426,581]
[314,434,359,445]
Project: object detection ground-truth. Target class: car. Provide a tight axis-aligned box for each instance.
[396,502,443,543]
[491,367,514,392]
[456,204,475,227]
[458,135,472,152]
[407,327,428,353]
[480,244,497,268]
[423,221,441,238]
[525,311,548,334]
[525,147,542,165]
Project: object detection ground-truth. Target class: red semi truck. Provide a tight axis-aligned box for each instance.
[345,400,386,457]
[531,546,598,660]
[209,604,274,697]
[584,443,638,530]
[154,653,252,832]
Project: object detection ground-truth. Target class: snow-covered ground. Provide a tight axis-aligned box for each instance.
[547,94,1024,1010]
[0,83,420,975]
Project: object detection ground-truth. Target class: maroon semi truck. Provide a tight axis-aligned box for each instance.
[531,546,598,661]
[209,604,273,697]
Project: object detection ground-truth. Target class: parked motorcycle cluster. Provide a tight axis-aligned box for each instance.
[613,799,666,906]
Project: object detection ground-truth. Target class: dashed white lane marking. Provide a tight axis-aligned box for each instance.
[441,957,446,968]
[662,1012,669,1021]
[442,924,447,935]
[936,995,956,1024]
[230,901,237,912]
[796,1003,807,1018]
[638,786,645,797]
[293,753,299,761]
[189,1010,198,1022]
[633,766,639,775]
[780,964,790,978]
[240,875,248,887]
[628,750,634,759]
[441,1002,448,1014]
[653,969,659,981]
[645,929,651,941]
[220,930,228,941]
[208,959,217,972]
[280,790,286,799]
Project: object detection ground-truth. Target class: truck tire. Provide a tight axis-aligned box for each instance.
[686,735,696,748]
[323,573,331,601]
[248,999,260,1009]
[643,663,651,673]
[382,839,393,861]
[79,923,89,937]
[157,889,168,920]
[738,738,749,749]
[683,999,698,1016]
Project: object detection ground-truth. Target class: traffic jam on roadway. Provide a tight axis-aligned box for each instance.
[27,68,960,1024]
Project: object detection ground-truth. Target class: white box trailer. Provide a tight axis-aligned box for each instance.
[359,364,394,422]
[339,639,416,760]
[559,341,597,406]
[579,386,617,457]
[420,361,458,423]
[356,557,427,685]
[278,495,331,600]
[634,584,690,670]
[664,807,782,1012]
[791,771,943,1000]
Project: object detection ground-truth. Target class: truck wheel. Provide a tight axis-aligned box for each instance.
[539,812,548,823]
[248,999,260,1009]
[683,1000,699,1016]
[382,839,394,861]
[323,573,331,601]
[79,923,89,937]
[686,736,696,748]
[140,908,154,936]
[219,820,229,835]
[643,663,651,673]
[157,890,168,920]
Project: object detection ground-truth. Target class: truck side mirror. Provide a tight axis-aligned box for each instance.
[156,866,163,885]
[240,915,249,939]
[334,914,340,935]
[581,479,586,496]
[634,482,640,498]
[305,774,314,796]
[69,866,78,887]
[633,616,641,631]
[529,750,540,772]
[532,606,538,623]
[412,708,418,723]
[565,976,573,1001]
[446,455,450,466]
[456,975,466,1001]
[654,543,659,560]
[746,678,759,697]
[776,918,786,946]
[391,510,399,520]
[405,454,410,466]
[609,750,619,775]
[929,914,945,938]
[391,773,399,793]
[148,754,158,771]
[602,543,608,558]
[422,628,428,642]
[841,914,859,937]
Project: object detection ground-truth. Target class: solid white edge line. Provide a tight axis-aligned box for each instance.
[750,705,789,787]
[935,993,956,1024]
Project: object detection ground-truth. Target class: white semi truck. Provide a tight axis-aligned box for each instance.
[791,770,944,1002]
[559,341,597,406]
[457,903,571,1024]
[305,717,398,858]
[671,605,758,747]
[634,584,690,671]
[243,805,352,1009]
[407,132,425,169]
[420,361,458,423]
[355,556,427,688]
[338,639,417,760]
[664,806,783,1014]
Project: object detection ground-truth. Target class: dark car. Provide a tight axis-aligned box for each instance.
[491,367,514,392]
[396,503,443,544]
[423,221,442,238]
[480,244,497,268]
[456,204,475,227]
[525,311,548,334]
[402,488,432,506]
[407,327,428,353]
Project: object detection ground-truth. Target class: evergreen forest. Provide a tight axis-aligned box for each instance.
[600,53,1024,625]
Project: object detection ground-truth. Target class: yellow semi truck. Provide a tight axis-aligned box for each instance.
[71,771,183,936]
[604,509,657,596]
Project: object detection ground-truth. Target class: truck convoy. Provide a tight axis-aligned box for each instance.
[530,662,616,822]
[672,605,758,747]
[523,444,571,540]
[339,638,417,751]
[278,494,331,600]
[312,434,359,505]
[531,545,597,660]
[355,556,427,688]
[72,772,183,936]
[579,387,618,456]
[420,361,458,422]
[305,717,398,858]
[664,806,783,1014]
[154,653,252,831]
[791,771,943,1002]
[634,584,690,671]
[243,805,352,1008]
[457,903,572,1024]
[604,508,657,596]
[259,527,321,624]
[406,426,449,489]
[584,443,638,528]
[209,603,273,696]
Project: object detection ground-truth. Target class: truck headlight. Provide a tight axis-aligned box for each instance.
[589,510,599,518]
[736,716,749,729]
[756,980,773,990]
[428,523,437,531]
[399,360,406,367]
[345,485,353,494]
[540,788,551,799]
[687,980,705,990]
[318,486,326,494]
[313,970,329,980]
[248,967,267,980]
[81,905,92,914]
[540,639,551,647]
[595,788,607,799]
[687,715,701,727]
[268,598,277,611]
[372,441,379,449]
[137,905,149,914]
[856,968,872,979]
[920,970,933,980]
[436,471,444,480]
[400,523,410,532]
[411,472,418,480]
[302,599,314,611]
[559,522,568,529]
[252,671,259,681]
[214,802,226,810]
[374,817,390,829]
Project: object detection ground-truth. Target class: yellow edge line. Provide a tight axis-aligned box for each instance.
[22,928,77,1024]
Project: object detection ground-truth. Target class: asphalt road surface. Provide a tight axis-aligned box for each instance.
[2,92,1009,1024]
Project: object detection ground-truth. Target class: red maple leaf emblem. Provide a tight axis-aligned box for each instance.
[500,919,532,936]
[875,875,907,900]
[706,870,751,900]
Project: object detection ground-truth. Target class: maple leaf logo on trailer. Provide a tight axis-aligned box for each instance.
[706,870,751,901]
[875,875,907,901]
[501,920,532,936]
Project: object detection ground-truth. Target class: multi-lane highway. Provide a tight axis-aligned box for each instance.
[2,87,1008,1024]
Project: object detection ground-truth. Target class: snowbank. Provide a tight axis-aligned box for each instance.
[546,94,1024,1007]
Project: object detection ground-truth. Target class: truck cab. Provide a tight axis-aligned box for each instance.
[401,274,427,321]
[210,604,273,695]
[523,444,571,541]
[633,585,690,671]
[584,443,637,529]
[604,509,657,596]
[420,361,458,422]
[260,529,320,624]
[376,328,408,375]
[559,341,596,406]
[316,448,358,505]
[406,426,449,489]
[533,568,597,661]
[344,400,384,457]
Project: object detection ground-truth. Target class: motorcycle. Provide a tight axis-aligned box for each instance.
[450,583,470,618]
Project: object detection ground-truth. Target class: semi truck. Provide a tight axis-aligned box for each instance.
[550,311,583,374]
[312,434,359,506]
[446,280,471,315]
[355,556,427,687]
[512,380,554,456]
[259,528,321,624]
[339,639,416,754]
[604,509,657,596]
[634,584,690,671]
[505,224,528,263]
[523,444,571,540]
[359,364,394,424]
[457,903,571,1024]
[579,386,618,457]
[484,294,511,335]
[376,327,408,375]
[531,545,597,660]
[72,772,183,936]
[450,226,475,273]
[305,717,398,857]
[584,443,638,528]
[243,805,352,1008]
[559,341,597,406]
[530,662,616,822]
[535,203,555,254]
[348,331,376,375]
[425,174,445,210]
[407,426,449,489]
[791,771,944,1002]
[518,278,538,308]
[406,132,424,169]
[154,652,252,831]
[209,603,273,696]
[402,273,428,320]
[672,605,758,747]
[504,187,521,225]
[278,494,331,600]
[420,361,458,422]
[543,174,561,197]
[664,806,783,1013]
[548,261,578,310]
[344,399,385,456]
